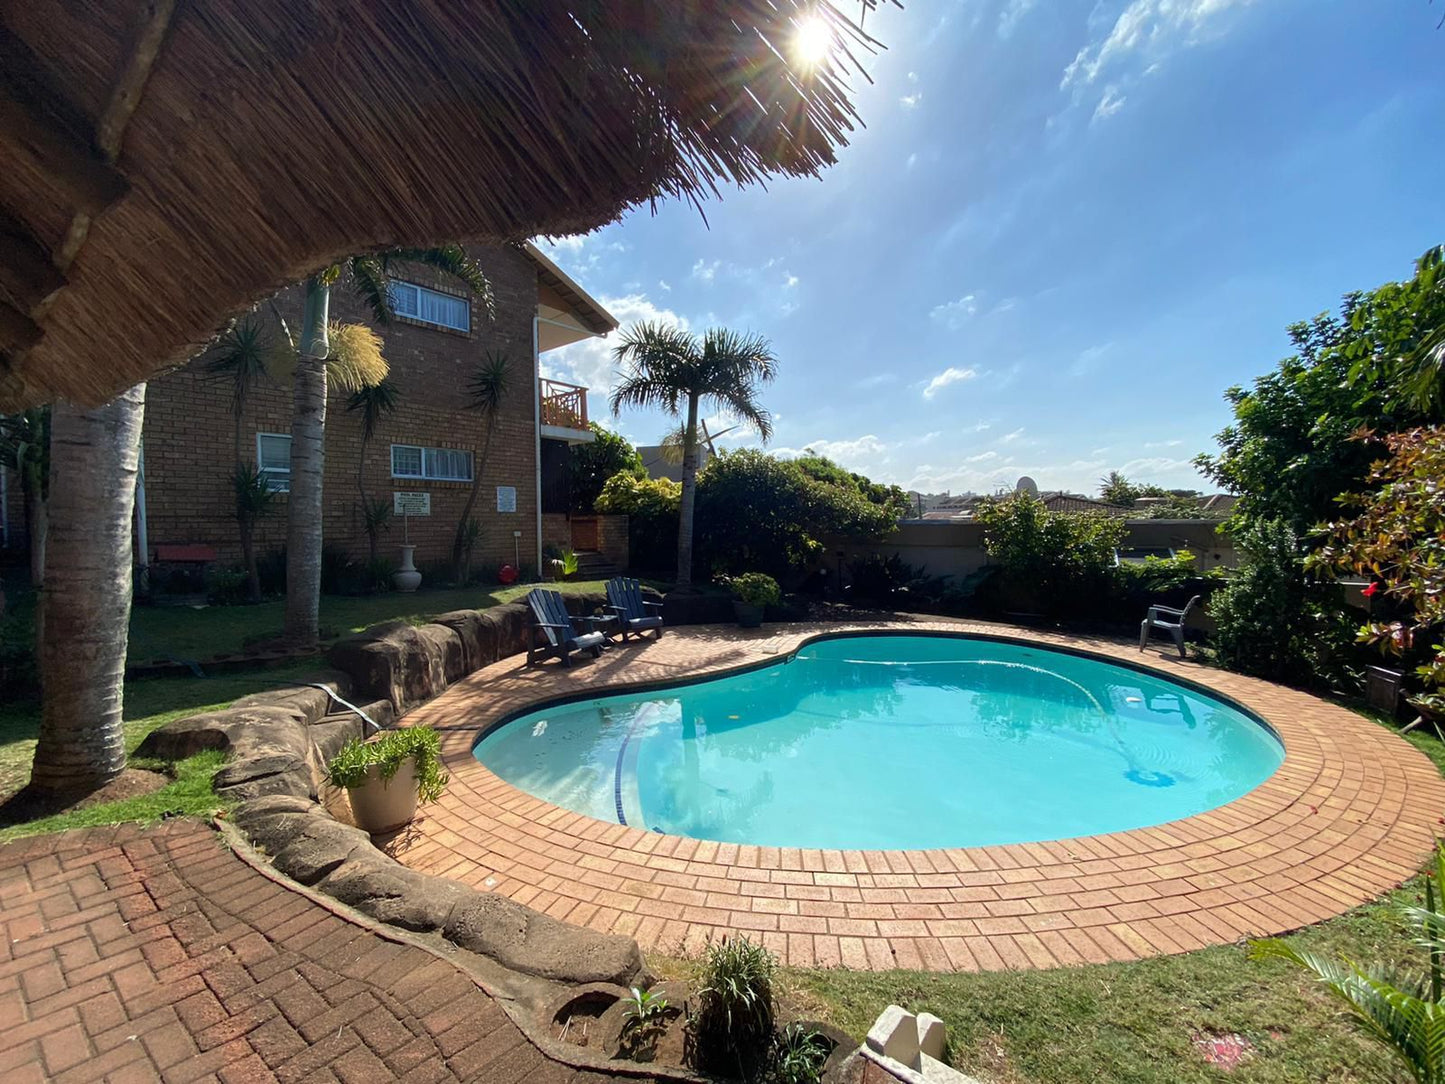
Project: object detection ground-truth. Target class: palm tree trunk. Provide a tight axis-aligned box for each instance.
[452,418,499,582]
[240,516,260,603]
[284,277,330,646]
[29,384,146,796]
[23,483,46,592]
[284,350,326,645]
[676,392,701,587]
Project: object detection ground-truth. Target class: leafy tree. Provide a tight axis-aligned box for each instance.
[975,493,1125,615]
[1312,427,1445,705]
[283,248,491,645]
[794,454,912,520]
[1344,244,1445,414]
[451,353,513,582]
[693,449,901,582]
[569,423,643,513]
[611,323,777,586]
[1196,261,1439,535]
[594,472,681,572]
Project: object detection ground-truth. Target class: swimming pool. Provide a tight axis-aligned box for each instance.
[472,635,1284,850]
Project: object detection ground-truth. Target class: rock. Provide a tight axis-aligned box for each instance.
[444,893,645,986]
[270,817,383,885]
[135,704,306,760]
[431,610,489,673]
[231,670,354,724]
[309,717,367,770]
[491,603,531,657]
[230,805,323,854]
[317,859,470,932]
[417,623,464,685]
[327,622,458,713]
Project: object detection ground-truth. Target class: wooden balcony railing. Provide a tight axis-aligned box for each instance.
[540,378,588,429]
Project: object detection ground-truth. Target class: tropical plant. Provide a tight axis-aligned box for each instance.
[611,322,778,586]
[1344,244,1445,416]
[29,385,147,797]
[975,492,1125,615]
[283,247,491,647]
[207,317,281,466]
[770,1024,831,1084]
[1209,518,1357,689]
[346,378,401,559]
[560,549,581,579]
[1311,427,1445,697]
[232,461,278,602]
[691,935,778,1078]
[1250,840,1445,1084]
[622,984,669,1026]
[0,407,50,590]
[326,726,448,803]
[452,352,513,583]
[569,423,643,513]
[362,556,397,595]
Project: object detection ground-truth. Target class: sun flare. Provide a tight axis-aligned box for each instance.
[793,15,832,68]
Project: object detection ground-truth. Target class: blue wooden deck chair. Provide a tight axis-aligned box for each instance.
[526,589,606,667]
[605,577,664,642]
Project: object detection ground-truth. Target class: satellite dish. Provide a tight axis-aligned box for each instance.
[1015,476,1039,497]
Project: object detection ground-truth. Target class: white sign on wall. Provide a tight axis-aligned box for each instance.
[393,491,431,516]
[496,485,517,513]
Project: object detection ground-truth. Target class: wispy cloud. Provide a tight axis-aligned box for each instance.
[900,93,923,109]
[998,0,1038,39]
[1070,342,1114,377]
[1000,427,1027,444]
[691,258,720,283]
[543,293,689,399]
[922,366,978,399]
[1092,86,1127,122]
[929,294,977,329]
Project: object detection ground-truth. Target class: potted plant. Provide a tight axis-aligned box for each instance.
[725,573,781,629]
[326,726,448,833]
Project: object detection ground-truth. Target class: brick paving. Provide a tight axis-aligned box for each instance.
[0,819,656,1083]
[398,618,1445,971]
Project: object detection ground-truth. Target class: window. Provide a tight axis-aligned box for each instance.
[388,280,470,331]
[256,433,291,493]
[391,443,473,482]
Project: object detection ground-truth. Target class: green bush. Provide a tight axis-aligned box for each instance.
[361,557,396,594]
[595,472,681,573]
[975,493,1125,616]
[1209,519,1358,689]
[723,572,782,608]
[770,1024,831,1084]
[846,553,942,606]
[326,727,447,803]
[691,936,777,1078]
[204,565,249,606]
[569,423,644,513]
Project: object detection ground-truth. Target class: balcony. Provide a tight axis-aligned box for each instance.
[539,378,594,444]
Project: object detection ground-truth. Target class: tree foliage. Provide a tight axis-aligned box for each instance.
[1344,244,1445,415]
[594,472,681,573]
[1196,257,1440,535]
[975,493,1125,612]
[1312,427,1445,699]
[570,423,643,513]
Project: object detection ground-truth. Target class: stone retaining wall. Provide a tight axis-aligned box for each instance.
[139,589,663,990]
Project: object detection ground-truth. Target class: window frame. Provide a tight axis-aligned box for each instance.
[255,432,292,493]
[387,279,470,332]
[390,443,473,483]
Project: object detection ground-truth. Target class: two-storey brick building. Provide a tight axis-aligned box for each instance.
[3,243,616,580]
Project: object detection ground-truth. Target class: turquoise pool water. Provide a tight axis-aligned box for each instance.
[472,635,1284,850]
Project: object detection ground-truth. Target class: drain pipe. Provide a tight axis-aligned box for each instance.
[134,439,150,595]
[532,314,543,575]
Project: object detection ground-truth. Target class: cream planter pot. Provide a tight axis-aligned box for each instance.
[347,759,419,833]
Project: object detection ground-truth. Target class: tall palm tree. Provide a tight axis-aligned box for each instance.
[451,353,512,582]
[347,379,400,562]
[284,247,491,646]
[28,385,147,797]
[611,323,777,585]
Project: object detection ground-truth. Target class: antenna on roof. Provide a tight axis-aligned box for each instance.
[1015,475,1039,497]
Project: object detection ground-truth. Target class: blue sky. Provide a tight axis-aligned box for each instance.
[537,0,1443,497]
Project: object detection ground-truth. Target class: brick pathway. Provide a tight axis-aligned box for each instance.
[0,820,656,1083]
[397,618,1445,970]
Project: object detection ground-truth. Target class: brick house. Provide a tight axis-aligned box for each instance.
[3,243,618,579]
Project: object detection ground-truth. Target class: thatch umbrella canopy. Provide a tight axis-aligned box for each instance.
[0,1,891,410]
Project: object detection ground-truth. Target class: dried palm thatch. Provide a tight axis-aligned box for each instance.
[267,322,388,393]
[0,0,895,410]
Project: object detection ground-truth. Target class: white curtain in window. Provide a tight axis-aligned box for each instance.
[414,290,468,331]
[391,445,423,477]
[424,447,473,481]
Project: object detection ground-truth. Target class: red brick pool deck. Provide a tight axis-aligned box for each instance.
[396,618,1445,972]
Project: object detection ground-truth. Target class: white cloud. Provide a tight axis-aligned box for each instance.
[929,294,978,329]
[1070,342,1114,377]
[783,272,799,289]
[1143,439,1184,450]
[692,258,720,282]
[775,434,893,474]
[1092,86,1127,122]
[1063,0,1258,92]
[1000,427,1026,444]
[658,279,671,292]
[998,0,1038,38]
[900,93,923,109]
[922,366,978,399]
[905,152,919,171]
[965,451,999,463]
[855,373,897,390]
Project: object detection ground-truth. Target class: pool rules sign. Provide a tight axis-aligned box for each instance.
[393,492,431,516]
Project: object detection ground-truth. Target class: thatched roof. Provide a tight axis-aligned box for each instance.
[0,1,890,410]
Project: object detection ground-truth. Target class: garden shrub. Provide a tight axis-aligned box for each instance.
[690,936,777,1079]
[1209,518,1357,689]
[846,553,942,607]
[974,493,1125,617]
[595,472,681,573]
[204,565,249,605]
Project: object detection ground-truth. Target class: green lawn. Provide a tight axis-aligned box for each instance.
[125,579,627,663]
[733,724,1445,1084]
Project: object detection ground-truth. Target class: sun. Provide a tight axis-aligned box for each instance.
[792,14,832,68]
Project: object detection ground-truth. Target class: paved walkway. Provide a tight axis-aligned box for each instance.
[0,820,654,1083]
[397,618,1445,970]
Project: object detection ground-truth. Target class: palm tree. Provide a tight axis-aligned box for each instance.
[611,323,777,586]
[27,385,147,798]
[1250,840,1445,1083]
[283,247,491,646]
[208,318,278,467]
[346,379,400,562]
[451,353,513,583]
